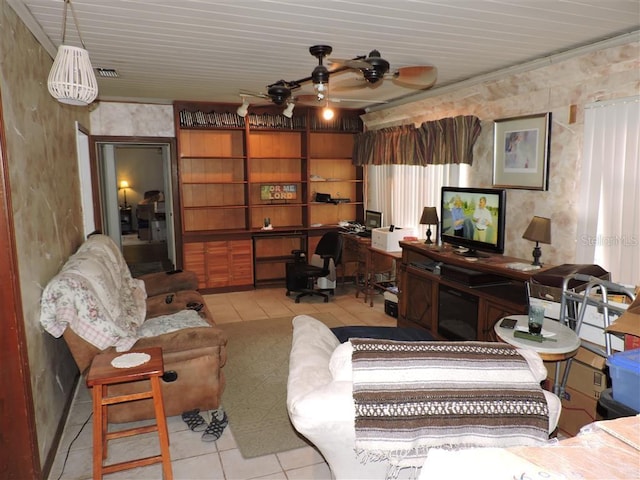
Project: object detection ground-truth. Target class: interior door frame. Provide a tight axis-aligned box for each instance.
[0,84,41,479]
[89,135,183,268]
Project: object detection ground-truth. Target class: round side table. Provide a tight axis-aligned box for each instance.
[494,315,581,396]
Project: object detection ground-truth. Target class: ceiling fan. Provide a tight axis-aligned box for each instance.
[328,49,438,91]
[237,45,434,114]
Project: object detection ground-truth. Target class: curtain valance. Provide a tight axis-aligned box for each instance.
[352,115,481,166]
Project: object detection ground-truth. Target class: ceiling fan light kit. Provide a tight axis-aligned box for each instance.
[237,97,250,117]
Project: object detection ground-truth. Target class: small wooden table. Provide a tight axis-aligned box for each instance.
[86,347,172,479]
[494,315,581,396]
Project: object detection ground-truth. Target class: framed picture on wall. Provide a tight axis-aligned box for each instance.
[492,113,551,190]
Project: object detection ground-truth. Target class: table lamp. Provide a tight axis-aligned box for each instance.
[420,207,439,245]
[119,180,130,209]
[522,216,551,266]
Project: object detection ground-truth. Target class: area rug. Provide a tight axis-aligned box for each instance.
[220,313,342,458]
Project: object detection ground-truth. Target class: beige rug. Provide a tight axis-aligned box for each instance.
[219,313,342,458]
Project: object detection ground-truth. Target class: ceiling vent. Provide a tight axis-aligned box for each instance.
[96,68,119,78]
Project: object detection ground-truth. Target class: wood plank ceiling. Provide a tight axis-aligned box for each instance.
[11,0,640,108]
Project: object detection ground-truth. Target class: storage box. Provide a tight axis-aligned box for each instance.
[151,220,166,241]
[371,227,415,252]
[548,385,602,436]
[384,290,398,318]
[606,349,640,411]
[544,341,608,400]
[606,293,640,350]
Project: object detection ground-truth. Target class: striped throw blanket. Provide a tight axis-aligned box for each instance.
[351,339,549,469]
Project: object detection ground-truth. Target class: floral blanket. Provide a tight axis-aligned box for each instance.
[40,235,147,352]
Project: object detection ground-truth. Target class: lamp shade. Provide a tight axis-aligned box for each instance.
[522,216,551,244]
[47,45,98,106]
[420,206,439,225]
[119,180,129,189]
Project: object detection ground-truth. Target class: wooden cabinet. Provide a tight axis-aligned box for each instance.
[174,102,363,290]
[398,242,548,341]
[183,239,253,289]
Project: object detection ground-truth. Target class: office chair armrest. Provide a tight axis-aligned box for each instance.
[291,249,307,262]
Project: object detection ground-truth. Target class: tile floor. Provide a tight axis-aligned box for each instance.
[48,283,394,480]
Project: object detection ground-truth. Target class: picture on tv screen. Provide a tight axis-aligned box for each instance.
[440,186,506,256]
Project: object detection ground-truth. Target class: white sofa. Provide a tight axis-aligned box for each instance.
[286,315,562,480]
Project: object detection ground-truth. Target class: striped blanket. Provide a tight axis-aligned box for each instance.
[351,339,550,469]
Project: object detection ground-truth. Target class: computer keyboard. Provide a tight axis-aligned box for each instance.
[356,231,372,238]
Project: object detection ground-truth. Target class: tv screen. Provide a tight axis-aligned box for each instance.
[440,186,506,257]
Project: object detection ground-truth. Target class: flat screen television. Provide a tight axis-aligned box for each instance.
[440,186,506,257]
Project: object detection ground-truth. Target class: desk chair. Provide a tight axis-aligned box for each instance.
[286,231,343,303]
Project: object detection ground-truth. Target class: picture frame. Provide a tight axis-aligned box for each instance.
[492,113,551,190]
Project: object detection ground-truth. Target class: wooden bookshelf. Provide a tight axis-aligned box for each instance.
[174,101,363,290]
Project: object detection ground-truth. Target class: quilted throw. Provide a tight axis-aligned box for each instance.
[40,235,147,352]
[351,339,550,469]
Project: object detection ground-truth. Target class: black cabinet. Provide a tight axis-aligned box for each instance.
[120,207,133,234]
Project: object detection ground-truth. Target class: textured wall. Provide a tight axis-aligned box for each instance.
[363,40,639,268]
[1,0,90,466]
[91,101,174,137]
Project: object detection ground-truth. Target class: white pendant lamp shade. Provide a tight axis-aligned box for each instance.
[48,45,98,106]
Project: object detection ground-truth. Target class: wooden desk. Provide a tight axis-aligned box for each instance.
[398,241,555,341]
[340,233,370,298]
[365,246,402,307]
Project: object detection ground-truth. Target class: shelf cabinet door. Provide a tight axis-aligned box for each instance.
[183,242,207,289]
[184,239,253,288]
[403,269,436,331]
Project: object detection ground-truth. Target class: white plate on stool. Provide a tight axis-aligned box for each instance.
[111,352,151,369]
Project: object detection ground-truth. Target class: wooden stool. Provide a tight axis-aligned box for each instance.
[86,347,172,479]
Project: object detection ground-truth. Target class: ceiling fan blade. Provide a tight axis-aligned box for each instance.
[331,97,388,104]
[239,89,269,100]
[331,77,382,92]
[294,94,324,104]
[392,66,437,88]
[327,58,371,70]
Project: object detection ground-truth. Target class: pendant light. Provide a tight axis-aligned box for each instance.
[47,0,98,106]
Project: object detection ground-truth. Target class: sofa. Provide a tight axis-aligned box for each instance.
[40,234,227,423]
[287,315,562,480]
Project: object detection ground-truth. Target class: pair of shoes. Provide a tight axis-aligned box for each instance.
[201,409,229,442]
[181,409,207,432]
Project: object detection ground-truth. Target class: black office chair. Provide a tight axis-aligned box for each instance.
[286,231,343,303]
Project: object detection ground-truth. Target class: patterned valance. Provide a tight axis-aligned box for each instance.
[352,115,481,166]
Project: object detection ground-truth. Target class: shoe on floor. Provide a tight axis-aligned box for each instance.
[181,409,207,432]
[202,409,228,442]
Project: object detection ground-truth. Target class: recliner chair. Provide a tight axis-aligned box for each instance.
[286,231,343,303]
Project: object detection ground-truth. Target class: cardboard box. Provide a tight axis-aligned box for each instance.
[545,341,608,400]
[371,227,415,252]
[606,294,640,350]
[546,384,602,437]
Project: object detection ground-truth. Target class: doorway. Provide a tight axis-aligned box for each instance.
[94,139,178,274]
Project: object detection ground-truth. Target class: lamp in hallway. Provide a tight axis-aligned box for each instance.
[522,216,551,266]
[420,207,439,244]
[119,180,130,209]
[47,0,98,105]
